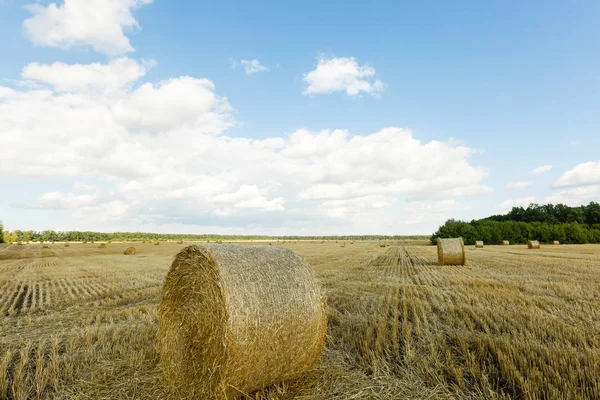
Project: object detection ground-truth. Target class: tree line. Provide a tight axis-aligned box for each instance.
[432,202,600,245]
[1,229,428,243]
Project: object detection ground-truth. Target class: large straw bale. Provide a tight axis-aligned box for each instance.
[502,240,510,245]
[553,240,560,245]
[528,240,540,249]
[98,243,106,248]
[123,246,136,255]
[475,241,484,248]
[157,244,327,399]
[437,238,466,265]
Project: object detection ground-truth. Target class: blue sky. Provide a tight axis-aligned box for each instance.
[1,0,599,235]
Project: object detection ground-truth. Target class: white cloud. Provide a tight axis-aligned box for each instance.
[553,161,600,188]
[74,182,97,192]
[23,0,152,56]
[22,58,153,94]
[112,76,233,133]
[303,56,385,96]
[1,62,488,231]
[236,59,269,75]
[498,197,536,212]
[30,192,97,209]
[505,181,532,190]
[544,185,600,205]
[531,165,552,174]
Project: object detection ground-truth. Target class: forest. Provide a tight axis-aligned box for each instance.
[432,202,600,245]
[0,228,427,243]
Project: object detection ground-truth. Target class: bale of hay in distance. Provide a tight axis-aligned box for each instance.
[17,241,23,245]
[437,238,466,265]
[42,245,49,249]
[64,244,70,247]
[502,240,510,245]
[475,241,484,248]
[177,241,183,244]
[98,243,106,248]
[123,246,136,255]
[155,242,160,246]
[157,244,327,399]
[528,240,540,249]
[553,240,560,245]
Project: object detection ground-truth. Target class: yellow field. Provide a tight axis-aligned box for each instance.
[0,241,599,399]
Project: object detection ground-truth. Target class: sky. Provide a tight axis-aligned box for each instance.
[0,0,599,235]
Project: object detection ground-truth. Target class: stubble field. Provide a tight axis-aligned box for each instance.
[0,241,599,399]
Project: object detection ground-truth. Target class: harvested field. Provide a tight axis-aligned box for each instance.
[0,241,599,399]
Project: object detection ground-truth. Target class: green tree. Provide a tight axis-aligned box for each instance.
[0,221,3,243]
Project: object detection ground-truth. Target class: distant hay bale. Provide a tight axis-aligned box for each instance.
[528,240,540,249]
[123,246,136,255]
[379,244,386,248]
[155,242,160,246]
[177,241,183,244]
[157,244,327,399]
[82,241,87,244]
[17,241,23,245]
[553,240,560,245]
[502,240,510,245]
[475,241,484,248]
[98,243,106,248]
[437,238,466,266]
[64,244,70,247]
[108,241,112,243]
[42,245,49,249]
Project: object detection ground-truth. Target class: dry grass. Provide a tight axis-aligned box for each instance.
[0,241,599,399]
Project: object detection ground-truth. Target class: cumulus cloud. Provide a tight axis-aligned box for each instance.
[303,56,385,96]
[553,161,600,188]
[1,62,489,230]
[544,186,600,205]
[531,165,552,174]
[112,76,233,133]
[28,192,97,209]
[231,59,269,75]
[505,181,532,190]
[22,58,153,94]
[23,0,152,56]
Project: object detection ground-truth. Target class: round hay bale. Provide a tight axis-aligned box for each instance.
[123,246,136,255]
[17,241,23,245]
[437,238,466,265]
[475,241,484,248]
[42,245,49,249]
[157,244,327,399]
[528,240,540,249]
[502,240,510,245]
[155,242,160,246]
[64,244,70,247]
[177,241,183,244]
[553,240,560,245]
[98,243,106,248]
